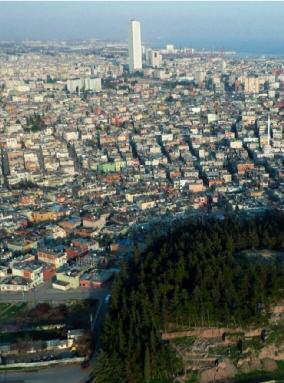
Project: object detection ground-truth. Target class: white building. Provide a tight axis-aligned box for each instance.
[166,44,175,53]
[146,49,162,68]
[85,77,102,92]
[195,70,206,83]
[67,77,101,93]
[66,78,83,93]
[129,20,142,72]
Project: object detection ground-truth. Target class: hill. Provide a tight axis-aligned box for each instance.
[94,212,284,383]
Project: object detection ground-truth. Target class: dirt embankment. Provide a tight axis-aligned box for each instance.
[199,357,279,383]
[162,327,261,340]
[199,358,237,383]
[170,324,284,383]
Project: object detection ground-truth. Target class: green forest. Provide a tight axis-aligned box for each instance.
[94,212,284,383]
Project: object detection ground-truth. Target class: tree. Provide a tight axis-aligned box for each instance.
[96,211,284,382]
[144,346,151,383]
[93,351,125,383]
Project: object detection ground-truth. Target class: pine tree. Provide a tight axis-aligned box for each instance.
[144,346,151,383]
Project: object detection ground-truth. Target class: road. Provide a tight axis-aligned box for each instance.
[0,284,110,303]
[0,364,91,383]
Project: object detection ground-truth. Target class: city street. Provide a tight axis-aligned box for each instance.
[0,283,109,302]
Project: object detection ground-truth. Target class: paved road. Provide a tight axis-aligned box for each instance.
[0,364,91,383]
[0,286,109,303]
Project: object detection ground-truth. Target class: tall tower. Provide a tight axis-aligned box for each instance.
[129,20,142,72]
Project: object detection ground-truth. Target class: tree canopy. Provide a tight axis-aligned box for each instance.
[94,211,284,383]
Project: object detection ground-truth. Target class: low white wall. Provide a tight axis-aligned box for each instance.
[0,356,85,369]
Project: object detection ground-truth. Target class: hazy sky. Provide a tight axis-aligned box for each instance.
[1,1,284,53]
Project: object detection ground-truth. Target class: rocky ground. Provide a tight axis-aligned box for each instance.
[169,302,284,383]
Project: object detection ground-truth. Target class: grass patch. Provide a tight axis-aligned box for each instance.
[0,329,66,343]
[235,360,284,382]
[172,336,196,348]
[243,337,264,352]
[0,300,98,329]
[0,303,11,313]
[0,366,38,371]
[0,303,28,325]
[186,370,199,383]
[4,303,26,315]
[267,323,284,346]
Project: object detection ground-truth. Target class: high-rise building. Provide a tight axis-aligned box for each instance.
[244,76,259,94]
[150,50,162,68]
[195,70,206,83]
[129,20,142,72]
[145,49,162,68]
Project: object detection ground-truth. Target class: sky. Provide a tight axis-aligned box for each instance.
[0,1,284,54]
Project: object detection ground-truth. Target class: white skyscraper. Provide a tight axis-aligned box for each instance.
[129,20,142,72]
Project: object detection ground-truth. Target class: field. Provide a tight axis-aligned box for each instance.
[0,300,98,343]
[0,302,27,323]
[0,300,97,327]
